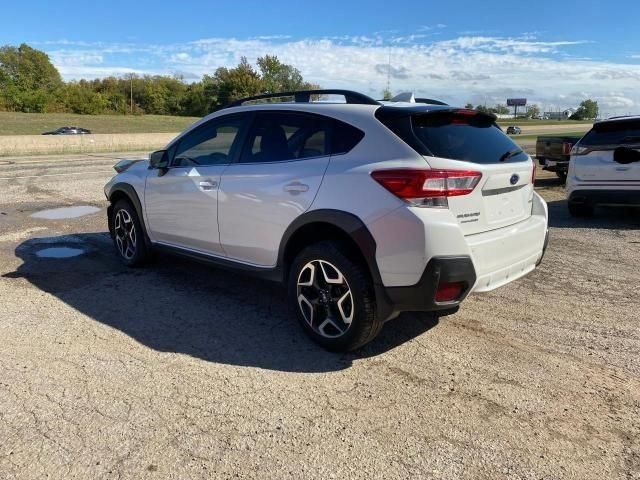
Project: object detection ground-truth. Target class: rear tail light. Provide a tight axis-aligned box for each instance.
[562,142,573,155]
[571,144,588,155]
[532,163,536,184]
[435,281,466,302]
[371,169,482,208]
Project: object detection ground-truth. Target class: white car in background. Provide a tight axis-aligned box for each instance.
[104,89,549,351]
[567,116,640,216]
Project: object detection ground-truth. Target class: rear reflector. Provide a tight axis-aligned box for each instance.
[371,169,482,207]
[435,281,466,302]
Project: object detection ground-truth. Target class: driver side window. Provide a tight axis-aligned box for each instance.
[173,116,243,167]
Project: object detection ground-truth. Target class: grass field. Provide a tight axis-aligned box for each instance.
[0,111,590,136]
[511,131,588,141]
[0,112,200,135]
[496,119,591,126]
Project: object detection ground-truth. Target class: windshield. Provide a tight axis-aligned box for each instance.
[411,112,529,164]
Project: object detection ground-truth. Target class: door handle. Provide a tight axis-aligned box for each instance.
[199,180,218,191]
[284,181,309,194]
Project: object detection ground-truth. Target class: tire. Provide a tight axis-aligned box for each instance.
[568,201,594,217]
[288,241,384,352]
[110,199,151,267]
[556,171,567,183]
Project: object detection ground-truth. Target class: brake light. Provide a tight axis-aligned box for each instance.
[371,169,482,207]
[435,281,465,302]
[571,144,588,155]
[562,142,573,155]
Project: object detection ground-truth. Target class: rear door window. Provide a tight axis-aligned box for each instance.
[411,111,529,164]
[240,112,329,163]
[238,112,365,163]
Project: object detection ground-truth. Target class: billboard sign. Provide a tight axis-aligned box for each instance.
[507,98,527,107]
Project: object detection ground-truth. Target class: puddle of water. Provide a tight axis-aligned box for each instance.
[35,247,85,258]
[31,205,101,220]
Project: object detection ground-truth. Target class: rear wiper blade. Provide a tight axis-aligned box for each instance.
[498,148,523,162]
[622,136,640,142]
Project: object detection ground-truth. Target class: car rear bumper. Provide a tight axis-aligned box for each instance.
[568,189,640,206]
[375,192,548,314]
[384,256,477,313]
[467,204,548,293]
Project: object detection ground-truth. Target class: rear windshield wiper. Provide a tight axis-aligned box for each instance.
[498,148,523,162]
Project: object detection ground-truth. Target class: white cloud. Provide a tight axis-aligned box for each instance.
[43,34,640,114]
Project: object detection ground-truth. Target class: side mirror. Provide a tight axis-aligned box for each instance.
[149,150,169,169]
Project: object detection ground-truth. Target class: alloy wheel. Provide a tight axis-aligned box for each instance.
[296,259,354,338]
[114,209,137,260]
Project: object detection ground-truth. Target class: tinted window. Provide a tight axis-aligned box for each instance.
[173,116,243,167]
[331,120,365,155]
[240,112,329,163]
[580,120,640,146]
[411,112,528,164]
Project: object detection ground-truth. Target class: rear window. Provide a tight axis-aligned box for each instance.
[580,119,640,146]
[411,111,528,164]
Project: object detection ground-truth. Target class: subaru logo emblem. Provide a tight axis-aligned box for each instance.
[510,174,519,185]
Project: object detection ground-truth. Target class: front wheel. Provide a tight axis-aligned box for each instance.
[111,199,151,266]
[288,242,383,351]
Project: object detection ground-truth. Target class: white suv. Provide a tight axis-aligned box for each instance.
[104,90,549,351]
[567,116,640,216]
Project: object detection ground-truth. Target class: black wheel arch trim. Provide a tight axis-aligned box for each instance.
[106,182,152,248]
[277,209,395,320]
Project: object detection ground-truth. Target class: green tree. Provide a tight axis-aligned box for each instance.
[493,104,510,115]
[382,88,393,101]
[570,99,598,120]
[213,57,264,106]
[526,104,540,118]
[257,54,313,93]
[0,43,62,112]
[464,103,474,109]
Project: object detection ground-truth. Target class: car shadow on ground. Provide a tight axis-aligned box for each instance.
[4,233,439,373]
[546,199,640,230]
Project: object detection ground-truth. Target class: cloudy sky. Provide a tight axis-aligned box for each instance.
[4,0,640,115]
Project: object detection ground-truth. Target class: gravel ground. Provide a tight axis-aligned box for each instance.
[0,153,639,480]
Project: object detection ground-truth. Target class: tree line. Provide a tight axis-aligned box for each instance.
[0,44,318,116]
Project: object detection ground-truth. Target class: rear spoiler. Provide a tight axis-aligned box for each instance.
[387,92,449,106]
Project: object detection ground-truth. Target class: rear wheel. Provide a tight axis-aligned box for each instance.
[568,201,594,217]
[288,241,383,351]
[111,199,151,266]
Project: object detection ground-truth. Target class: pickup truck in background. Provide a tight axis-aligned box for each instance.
[535,135,582,182]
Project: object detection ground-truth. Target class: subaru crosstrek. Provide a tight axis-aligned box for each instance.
[104,90,549,351]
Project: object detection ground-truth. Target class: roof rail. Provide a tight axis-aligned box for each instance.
[223,89,381,109]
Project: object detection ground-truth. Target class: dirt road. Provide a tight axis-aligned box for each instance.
[0,152,638,479]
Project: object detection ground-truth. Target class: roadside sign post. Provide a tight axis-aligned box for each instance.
[507,98,527,120]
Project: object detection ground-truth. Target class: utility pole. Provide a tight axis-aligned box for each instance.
[130,74,133,114]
